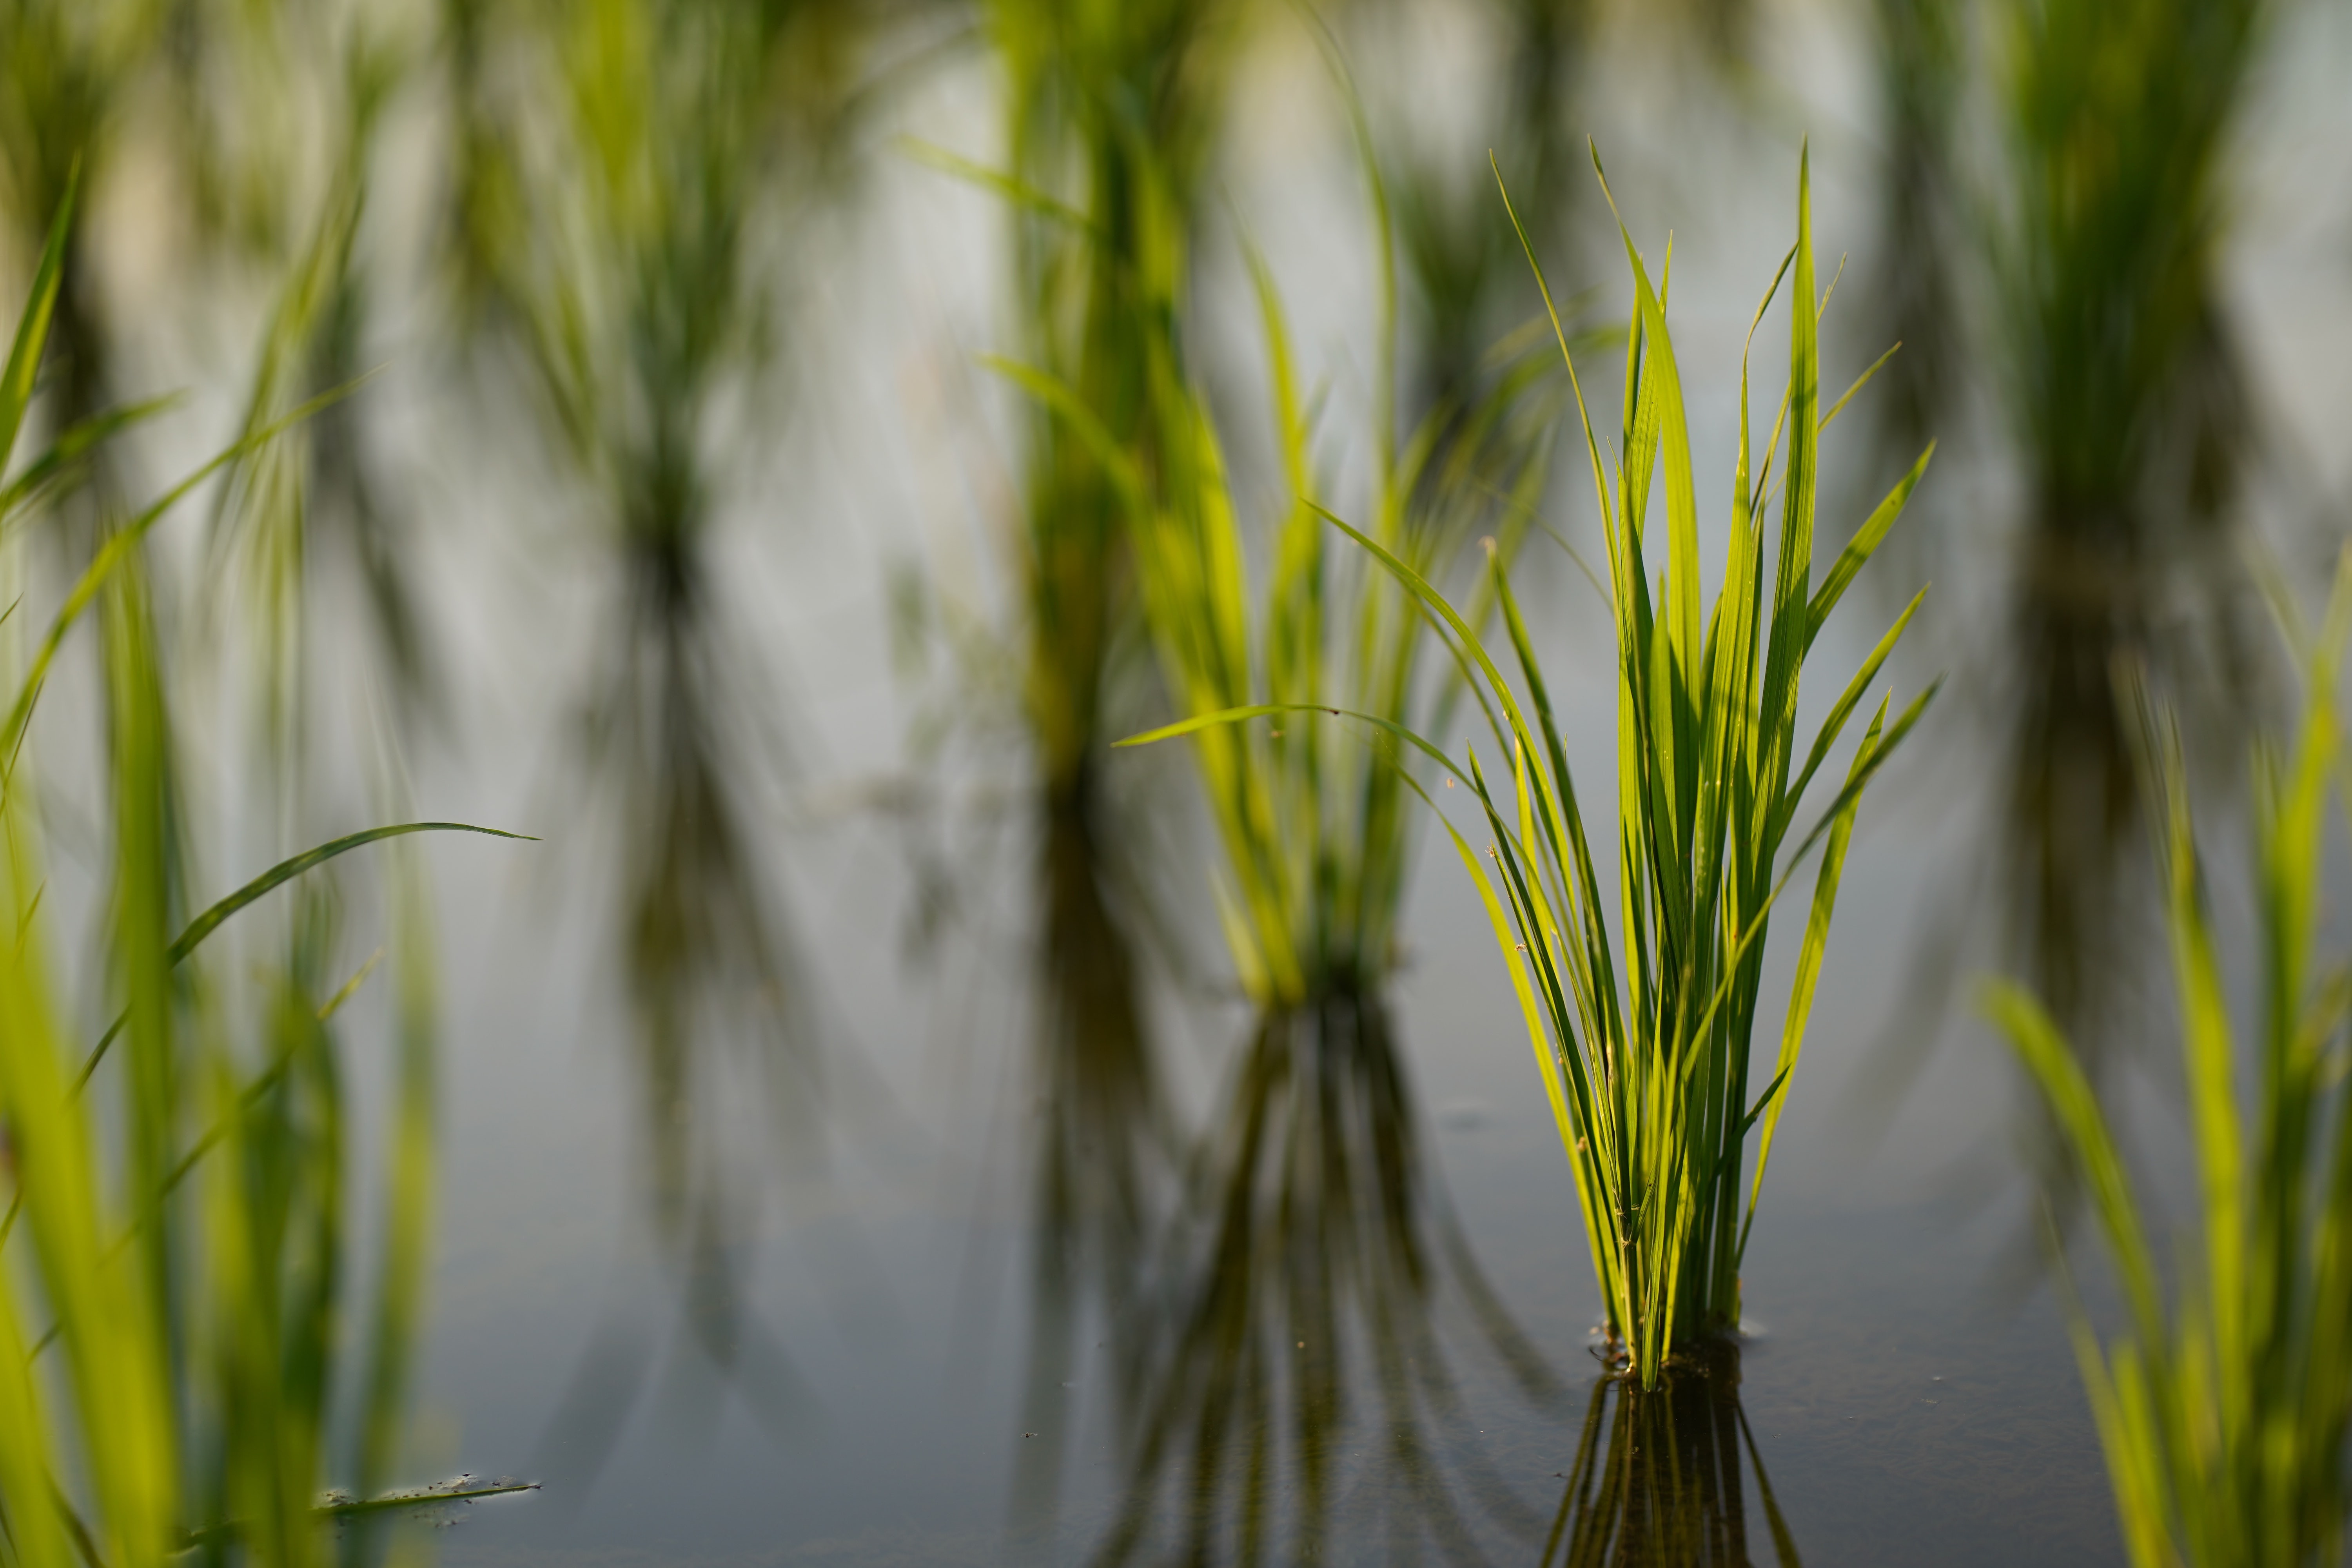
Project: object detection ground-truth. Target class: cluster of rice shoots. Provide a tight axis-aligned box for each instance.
[1995,0,2263,1051]
[1053,51,1555,1011]
[1304,149,1935,1388]
[0,196,524,1566]
[942,2,1247,1524]
[0,0,160,472]
[443,0,884,1295]
[998,46,1561,1552]
[193,4,438,734]
[1990,554,2352,1568]
[976,0,1245,826]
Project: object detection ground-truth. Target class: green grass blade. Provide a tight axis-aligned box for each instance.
[897,137,1098,234]
[1988,982,2167,1349]
[1740,702,1887,1258]
[74,822,534,1092]
[1807,443,1933,650]
[1784,588,1926,821]
[3,379,367,773]
[0,170,77,478]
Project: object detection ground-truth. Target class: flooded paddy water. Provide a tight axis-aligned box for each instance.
[5,0,2352,1564]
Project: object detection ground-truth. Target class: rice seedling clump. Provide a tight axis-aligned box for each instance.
[1190,147,1938,1390]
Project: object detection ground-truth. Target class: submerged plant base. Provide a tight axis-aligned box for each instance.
[1593,1325,1751,1383]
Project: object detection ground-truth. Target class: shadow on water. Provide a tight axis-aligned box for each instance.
[1541,1348,1800,1568]
[1082,993,1562,1566]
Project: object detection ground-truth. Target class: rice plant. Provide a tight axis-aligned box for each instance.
[1026,85,1554,1013]
[1989,556,2352,1568]
[443,0,840,1276]
[973,0,1252,1151]
[1461,150,1930,1386]
[0,0,161,465]
[1140,148,1935,1387]
[983,0,1245,826]
[191,6,440,733]
[995,44,1563,1548]
[1995,0,2263,1054]
[0,195,528,1568]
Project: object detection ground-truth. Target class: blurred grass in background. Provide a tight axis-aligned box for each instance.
[1994,555,2352,1568]
[0,195,526,1568]
[438,0,940,1455]
[1996,0,2264,1060]
[0,0,2344,1560]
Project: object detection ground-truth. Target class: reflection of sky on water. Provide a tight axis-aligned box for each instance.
[272,5,2352,1564]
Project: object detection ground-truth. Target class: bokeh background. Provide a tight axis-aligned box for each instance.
[8,0,2352,1561]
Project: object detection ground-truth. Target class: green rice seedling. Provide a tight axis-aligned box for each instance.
[1440,149,1932,1387]
[0,193,528,1567]
[1022,77,1556,1014]
[0,0,165,473]
[1135,148,1935,1388]
[193,8,439,731]
[1989,555,2352,1568]
[1995,0,2263,1057]
[444,0,836,1270]
[1858,0,1963,508]
[992,51,1564,1546]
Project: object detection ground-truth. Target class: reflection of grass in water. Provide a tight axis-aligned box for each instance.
[1379,0,1590,435]
[1543,1345,1800,1567]
[1015,799,1169,1492]
[1097,996,1560,1566]
[1991,559,2352,1568]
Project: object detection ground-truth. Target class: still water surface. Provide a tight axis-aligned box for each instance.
[342,11,2352,1564]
